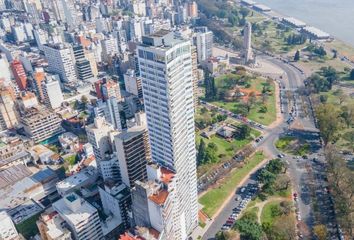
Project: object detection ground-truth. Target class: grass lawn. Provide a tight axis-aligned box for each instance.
[199,152,265,217]
[260,200,282,225]
[16,212,41,239]
[196,132,254,159]
[210,78,276,125]
[275,136,310,156]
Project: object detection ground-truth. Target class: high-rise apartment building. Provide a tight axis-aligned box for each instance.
[42,75,64,109]
[11,59,27,91]
[124,69,143,98]
[102,80,122,101]
[98,182,131,229]
[194,27,213,63]
[191,45,198,109]
[114,113,150,188]
[137,30,198,239]
[43,43,77,83]
[106,97,123,131]
[73,45,94,81]
[52,193,104,240]
[86,117,115,170]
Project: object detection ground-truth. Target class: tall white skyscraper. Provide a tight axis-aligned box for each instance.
[137,30,198,239]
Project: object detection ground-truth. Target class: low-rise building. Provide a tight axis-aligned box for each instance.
[30,145,60,165]
[0,132,32,170]
[58,132,80,153]
[56,167,98,196]
[37,207,72,240]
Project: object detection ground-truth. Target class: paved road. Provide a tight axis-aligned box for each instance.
[202,55,339,240]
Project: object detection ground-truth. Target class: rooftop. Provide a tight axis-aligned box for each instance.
[56,167,96,194]
[0,211,18,240]
[148,189,169,206]
[53,193,98,226]
[0,164,32,189]
[160,167,174,184]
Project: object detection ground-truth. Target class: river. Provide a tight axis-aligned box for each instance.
[255,0,354,47]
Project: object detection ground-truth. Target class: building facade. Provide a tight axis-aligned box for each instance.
[137,30,198,239]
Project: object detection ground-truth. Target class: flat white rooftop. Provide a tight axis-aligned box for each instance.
[56,167,95,194]
[53,193,97,226]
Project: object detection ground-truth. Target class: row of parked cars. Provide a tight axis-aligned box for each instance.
[221,183,259,231]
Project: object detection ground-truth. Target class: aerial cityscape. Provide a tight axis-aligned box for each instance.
[0,0,353,240]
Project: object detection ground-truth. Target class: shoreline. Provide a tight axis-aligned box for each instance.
[239,1,354,62]
[247,0,354,48]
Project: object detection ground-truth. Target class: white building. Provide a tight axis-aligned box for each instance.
[137,30,198,239]
[53,193,104,240]
[86,117,116,171]
[100,154,120,182]
[43,43,77,83]
[124,69,142,98]
[101,36,119,62]
[0,211,20,240]
[194,27,213,63]
[42,74,64,109]
[0,53,12,85]
[12,24,26,43]
[105,97,123,131]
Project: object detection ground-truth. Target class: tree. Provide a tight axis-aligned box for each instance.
[237,124,251,140]
[274,174,291,191]
[320,66,338,89]
[197,139,206,164]
[240,7,250,18]
[266,158,284,174]
[271,215,297,240]
[316,103,343,145]
[81,95,89,107]
[319,95,328,103]
[333,89,348,105]
[235,219,263,240]
[340,105,354,128]
[205,70,217,100]
[313,225,328,240]
[294,50,300,61]
[204,143,218,163]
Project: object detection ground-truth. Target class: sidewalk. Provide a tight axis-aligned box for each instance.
[191,152,272,239]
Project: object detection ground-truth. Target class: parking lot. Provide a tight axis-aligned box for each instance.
[203,169,263,240]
